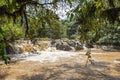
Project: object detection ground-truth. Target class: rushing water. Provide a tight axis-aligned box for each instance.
[7,40,98,63]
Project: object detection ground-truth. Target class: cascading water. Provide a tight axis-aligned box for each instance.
[7,39,94,63]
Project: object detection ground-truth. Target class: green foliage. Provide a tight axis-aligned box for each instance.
[1,23,24,40]
[0,0,120,64]
[94,0,120,23]
[27,8,61,39]
[97,22,120,45]
[67,0,120,45]
[2,54,11,64]
[0,27,11,64]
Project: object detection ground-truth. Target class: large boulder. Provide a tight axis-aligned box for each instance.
[66,40,83,50]
[55,40,72,51]
[101,45,120,51]
[6,43,23,54]
[6,43,16,54]
[51,39,83,51]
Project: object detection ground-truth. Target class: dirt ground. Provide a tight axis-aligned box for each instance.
[0,49,120,80]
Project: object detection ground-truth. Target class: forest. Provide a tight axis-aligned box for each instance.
[0,0,120,80]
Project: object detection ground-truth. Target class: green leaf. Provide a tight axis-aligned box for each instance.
[70,13,74,21]
[0,0,6,6]
[74,5,79,12]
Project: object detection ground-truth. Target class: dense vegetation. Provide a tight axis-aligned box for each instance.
[0,0,120,63]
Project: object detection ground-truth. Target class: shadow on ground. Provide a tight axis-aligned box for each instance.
[0,67,9,80]
[0,73,9,80]
[18,61,120,80]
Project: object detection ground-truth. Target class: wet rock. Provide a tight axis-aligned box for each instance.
[53,40,83,51]
[14,46,23,54]
[101,45,120,51]
[31,38,39,45]
[51,40,83,51]
[86,43,94,48]
[55,40,72,51]
[50,40,56,47]
[72,40,83,50]
[6,43,16,54]
[7,39,84,53]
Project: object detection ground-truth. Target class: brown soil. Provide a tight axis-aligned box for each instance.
[0,49,120,80]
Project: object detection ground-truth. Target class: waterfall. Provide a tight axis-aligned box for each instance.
[83,44,88,50]
[5,39,87,55]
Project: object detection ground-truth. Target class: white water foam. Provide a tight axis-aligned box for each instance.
[11,50,101,63]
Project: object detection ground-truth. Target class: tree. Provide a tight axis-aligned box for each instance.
[0,0,120,64]
[0,0,60,63]
[67,0,120,45]
[0,0,74,63]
